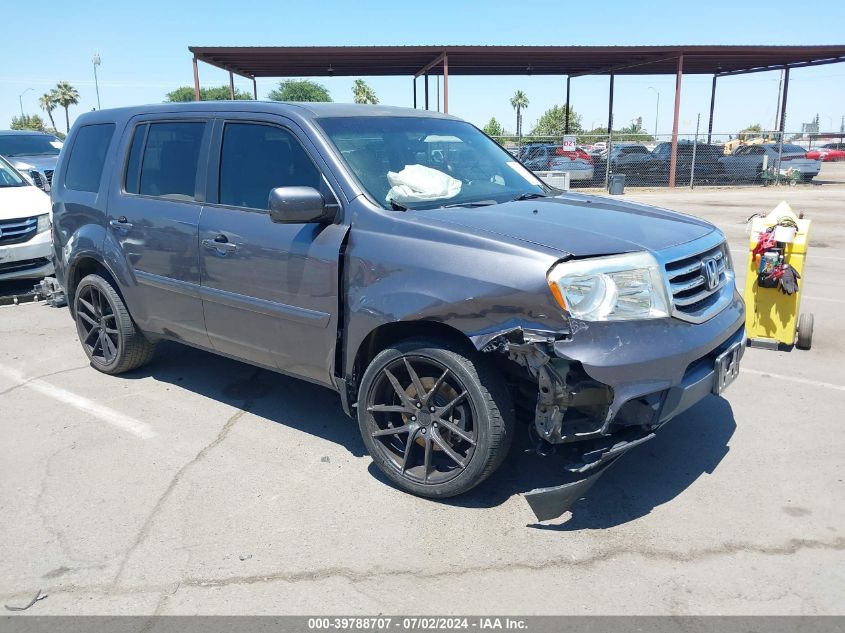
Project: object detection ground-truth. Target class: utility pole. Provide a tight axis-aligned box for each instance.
[648,86,660,138]
[18,88,33,118]
[92,54,102,110]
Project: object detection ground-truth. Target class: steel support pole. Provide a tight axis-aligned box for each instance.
[229,71,235,99]
[707,74,717,144]
[775,67,790,183]
[564,76,571,135]
[424,74,429,110]
[413,77,417,109]
[778,67,790,134]
[443,55,449,113]
[668,55,684,189]
[604,73,614,189]
[253,77,257,100]
[192,56,200,101]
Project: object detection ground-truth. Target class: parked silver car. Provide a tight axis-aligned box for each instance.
[0,130,63,191]
[720,143,821,182]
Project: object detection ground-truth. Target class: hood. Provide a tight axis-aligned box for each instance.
[7,154,59,172]
[0,184,51,220]
[409,193,716,257]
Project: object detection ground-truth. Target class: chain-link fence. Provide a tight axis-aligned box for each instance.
[490,132,845,190]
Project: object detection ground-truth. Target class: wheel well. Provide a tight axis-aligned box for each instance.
[67,257,117,313]
[352,321,473,386]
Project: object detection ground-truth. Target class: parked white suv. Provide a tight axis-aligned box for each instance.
[0,155,53,282]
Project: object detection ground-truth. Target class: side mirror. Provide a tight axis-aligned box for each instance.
[268,186,336,224]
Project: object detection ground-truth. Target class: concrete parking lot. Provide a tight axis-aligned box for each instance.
[1,179,844,615]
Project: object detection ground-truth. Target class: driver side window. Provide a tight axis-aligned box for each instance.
[219,122,321,210]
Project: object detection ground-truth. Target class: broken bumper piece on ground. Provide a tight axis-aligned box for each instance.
[524,432,656,521]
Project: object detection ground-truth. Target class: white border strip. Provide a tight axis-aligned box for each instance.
[0,365,156,439]
[743,368,845,393]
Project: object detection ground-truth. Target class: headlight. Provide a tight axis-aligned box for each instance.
[547,252,670,321]
[36,214,50,233]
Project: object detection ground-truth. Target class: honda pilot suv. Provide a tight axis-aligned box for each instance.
[51,103,745,520]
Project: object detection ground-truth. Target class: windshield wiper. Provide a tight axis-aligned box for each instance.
[390,199,410,211]
[511,192,550,201]
[442,200,498,208]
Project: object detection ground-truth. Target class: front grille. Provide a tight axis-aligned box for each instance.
[44,170,54,185]
[29,170,46,190]
[0,216,38,245]
[0,257,50,274]
[664,241,730,322]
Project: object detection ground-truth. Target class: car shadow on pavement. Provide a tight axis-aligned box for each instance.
[122,341,367,457]
[420,395,736,529]
[125,342,735,528]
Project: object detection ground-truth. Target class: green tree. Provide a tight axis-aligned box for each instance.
[528,105,582,137]
[351,79,378,104]
[10,114,46,131]
[482,117,506,137]
[741,123,763,133]
[267,79,332,102]
[54,81,80,133]
[165,85,252,102]
[39,91,58,130]
[510,90,529,138]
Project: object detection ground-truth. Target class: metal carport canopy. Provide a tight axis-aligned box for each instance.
[188,44,845,188]
[188,44,845,78]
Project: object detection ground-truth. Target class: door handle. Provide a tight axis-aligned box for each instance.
[109,216,133,231]
[202,235,238,255]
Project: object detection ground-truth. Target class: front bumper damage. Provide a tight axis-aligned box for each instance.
[472,293,746,521]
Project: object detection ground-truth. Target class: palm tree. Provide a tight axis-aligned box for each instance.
[39,91,58,130]
[510,90,529,139]
[54,81,80,133]
[352,79,378,105]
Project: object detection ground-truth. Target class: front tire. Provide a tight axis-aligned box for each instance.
[358,338,514,498]
[73,274,156,374]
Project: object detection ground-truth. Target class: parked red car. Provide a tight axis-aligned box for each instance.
[806,145,845,162]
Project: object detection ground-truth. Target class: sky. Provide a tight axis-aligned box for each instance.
[3,0,844,139]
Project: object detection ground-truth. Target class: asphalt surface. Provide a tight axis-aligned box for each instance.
[1,173,844,615]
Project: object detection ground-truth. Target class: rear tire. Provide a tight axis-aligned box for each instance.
[796,313,814,350]
[358,338,514,498]
[73,274,156,374]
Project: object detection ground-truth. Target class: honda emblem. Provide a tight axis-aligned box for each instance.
[702,257,720,291]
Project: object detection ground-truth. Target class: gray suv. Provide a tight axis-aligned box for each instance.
[51,102,745,520]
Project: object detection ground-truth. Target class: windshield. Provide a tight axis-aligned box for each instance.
[0,134,62,157]
[317,116,548,210]
[0,156,27,187]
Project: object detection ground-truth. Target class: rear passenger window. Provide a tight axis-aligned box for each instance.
[65,124,115,192]
[131,122,205,200]
[219,122,321,210]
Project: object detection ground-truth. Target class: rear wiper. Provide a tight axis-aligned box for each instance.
[512,192,550,201]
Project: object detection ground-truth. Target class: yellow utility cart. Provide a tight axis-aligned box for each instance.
[744,202,813,350]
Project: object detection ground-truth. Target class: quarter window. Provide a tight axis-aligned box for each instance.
[128,122,206,200]
[65,124,115,193]
[219,122,321,210]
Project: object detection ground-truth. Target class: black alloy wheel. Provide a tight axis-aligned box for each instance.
[358,339,513,498]
[75,282,120,365]
[73,274,156,374]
